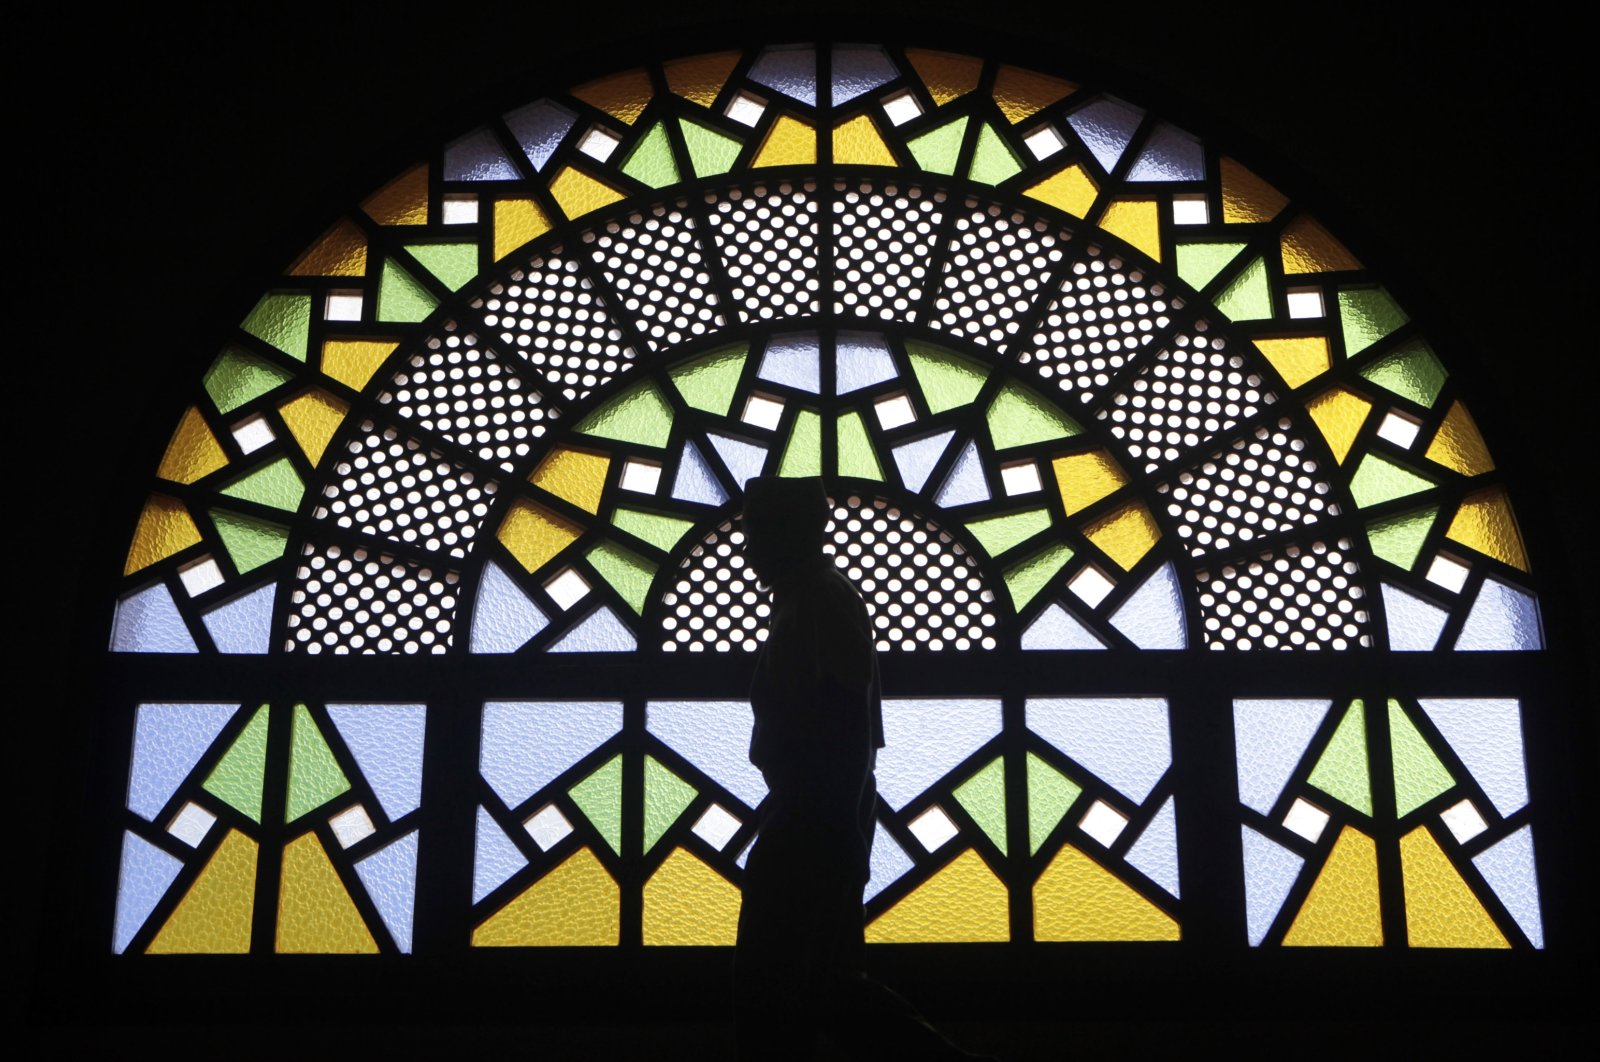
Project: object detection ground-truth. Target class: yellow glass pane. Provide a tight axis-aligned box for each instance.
[1445,488,1529,571]
[905,48,981,105]
[548,167,625,220]
[1253,336,1331,389]
[865,849,1009,943]
[1220,157,1287,224]
[1052,450,1128,515]
[665,51,739,107]
[1307,386,1373,464]
[278,389,350,467]
[1083,502,1161,570]
[494,198,552,261]
[361,164,429,226]
[1023,164,1098,219]
[1033,845,1179,942]
[753,115,816,168]
[992,64,1075,123]
[498,499,582,573]
[287,218,368,277]
[1400,826,1509,949]
[1098,199,1162,261]
[320,339,398,392]
[832,114,896,166]
[472,846,619,946]
[147,829,257,954]
[1280,214,1362,275]
[530,446,611,515]
[571,69,653,125]
[642,847,742,945]
[1282,826,1383,947]
[157,407,228,485]
[1425,401,1495,477]
[275,832,378,954]
[125,494,202,576]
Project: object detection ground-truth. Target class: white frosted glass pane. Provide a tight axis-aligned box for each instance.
[548,606,637,652]
[231,415,275,454]
[355,830,419,953]
[672,441,729,505]
[201,583,274,654]
[1439,799,1488,844]
[577,126,621,163]
[908,806,959,851]
[891,430,954,493]
[1023,125,1066,160]
[620,459,663,494]
[1377,411,1421,449]
[707,433,769,490]
[742,394,786,431]
[692,804,743,850]
[503,99,575,171]
[127,702,236,820]
[1108,563,1186,648]
[1079,799,1129,847]
[1286,288,1325,318]
[473,805,528,903]
[726,92,767,127]
[1125,796,1180,897]
[1126,122,1204,181]
[877,698,1003,810]
[444,128,519,181]
[1027,697,1170,804]
[874,393,917,430]
[1472,825,1543,949]
[327,703,427,820]
[1021,603,1106,650]
[471,559,550,653]
[865,820,914,901]
[479,700,624,808]
[835,332,898,393]
[1455,577,1543,650]
[166,801,218,848]
[523,803,573,851]
[1067,97,1144,172]
[1232,699,1331,815]
[934,440,990,507]
[1241,824,1304,946]
[1425,554,1471,593]
[1282,797,1330,843]
[324,291,363,321]
[831,45,897,105]
[329,804,377,848]
[112,583,198,653]
[1382,582,1448,651]
[1418,698,1528,816]
[441,195,478,224]
[758,333,821,393]
[545,568,591,611]
[647,700,768,807]
[749,46,817,106]
[881,91,923,126]
[1068,566,1116,608]
[178,556,226,596]
[999,461,1042,495]
[1171,194,1209,225]
[113,831,183,954]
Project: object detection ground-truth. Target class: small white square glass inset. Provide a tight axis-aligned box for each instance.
[1023,124,1067,160]
[873,393,917,431]
[1172,194,1210,225]
[908,805,960,852]
[726,91,767,127]
[1286,287,1325,319]
[691,804,743,851]
[231,414,276,455]
[524,803,574,851]
[329,804,377,849]
[619,458,663,495]
[881,89,923,126]
[166,801,217,848]
[1000,460,1043,496]
[1078,800,1129,847]
[544,567,591,610]
[741,393,786,432]
[1439,798,1489,844]
[178,556,226,597]
[441,194,480,224]
[1068,566,1116,609]
[324,290,364,322]
[577,125,622,162]
[1425,553,1471,594]
[1282,797,1331,843]
[1376,410,1422,449]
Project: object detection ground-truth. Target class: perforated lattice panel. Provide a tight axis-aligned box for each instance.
[286,542,460,654]
[931,198,1066,349]
[831,179,946,321]
[1195,537,1372,650]
[705,181,821,322]
[582,200,724,350]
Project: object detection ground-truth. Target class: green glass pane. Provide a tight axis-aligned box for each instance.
[967,122,1021,185]
[1026,751,1081,856]
[678,117,742,178]
[1366,507,1438,570]
[1349,454,1437,508]
[987,382,1080,450]
[907,340,987,413]
[1339,288,1409,356]
[377,259,438,323]
[907,116,968,175]
[965,508,1051,557]
[286,703,351,822]
[778,409,822,478]
[576,382,674,447]
[1003,542,1074,611]
[1307,700,1372,816]
[1175,242,1248,291]
[568,754,623,856]
[836,412,884,481]
[643,755,697,854]
[1358,341,1448,406]
[1214,256,1273,321]
[621,121,680,188]
[202,705,269,824]
[241,293,312,362]
[953,757,1007,855]
[668,344,747,415]
[586,541,656,615]
[1388,699,1455,817]
[210,509,289,574]
[404,242,478,292]
[612,508,695,553]
[219,457,304,512]
[204,346,293,414]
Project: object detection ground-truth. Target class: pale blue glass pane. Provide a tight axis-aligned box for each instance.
[646,700,768,808]
[1125,795,1180,898]
[864,819,914,902]
[835,332,897,394]
[707,433,769,490]
[1455,576,1543,650]
[327,703,427,821]
[355,830,419,953]
[1382,582,1448,651]
[1021,603,1106,650]
[1026,697,1170,804]
[1241,824,1304,946]
[471,559,550,653]
[1233,699,1331,815]
[891,430,954,493]
[1067,97,1144,173]
[1108,563,1186,648]
[1472,825,1543,948]
[444,128,520,181]
[736,832,756,869]
[113,831,183,954]
[201,583,274,654]
[111,583,197,653]
[877,698,1003,810]
[473,804,529,903]
[503,99,576,172]
[831,45,898,105]
[1418,698,1528,816]
[548,606,637,652]
[749,46,818,106]
[1126,122,1205,181]
[757,332,822,393]
[479,700,624,808]
[672,441,728,506]
[127,703,237,821]
[934,440,990,507]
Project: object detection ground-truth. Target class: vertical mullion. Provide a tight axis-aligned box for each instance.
[1366,688,1407,947]
[1168,685,1244,949]
[412,684,479,954]
[249,698,294,954]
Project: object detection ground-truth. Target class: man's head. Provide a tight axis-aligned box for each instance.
[741,477,829,587]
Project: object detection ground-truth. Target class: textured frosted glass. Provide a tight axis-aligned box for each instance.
[1418,698,1527,816]
[780,411,822,477]
[1382,582,1448,651]
[935,441,990,507]
[276,832,378,954]
[1067,97,1143,172]
[877,698,1004,810]
[114,831,183,953]
[1027,698,1170,805]
[749,46,817,105]
[1125,796,1180,898]
[201,583,273,654]
[1107,564,1185,649]
[1032,845,1178,942]
[1233,699,1330,815]
[1472,826,1543,948]
[1242,825,1305,946]
[577,383,675,448]
[147,829,257,954]
[1127,123,1204,181]
[672,442,728,506]
[758,333,821,393]
[954,759,1008,854]
[127,703,236,821]
[866,849,1009,943]
[327,703,426,821]
[1021,603,1106,649]
[644,755,697,852]
[671,345,747,414]
[1456,577,1542,650]
[891,430,954,493]
[471,559,549,652]
[865,820,914,902]
[111,583,197,653]
[646,700,768,808]
[642,847,742,945]
[831,45,897,104]
[707,433,768,489]
[1308,702,1372,815]
[835,332,898,394]
[355,830,419,953]
[203,707,268,822]
[907,116,968,175]
[504,99,575,171]
[480,701,624,809]
[568,755,622,854]
[472,847,619,947]
[548,606,638,652]
[444,128,519,181]
[1390,701,1455,818]
[286,705,350,822]
[1399,826,1507,948]
[473,805,528,903]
